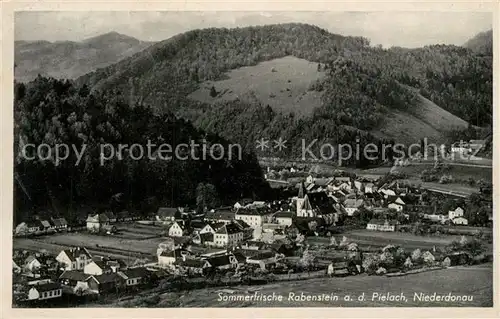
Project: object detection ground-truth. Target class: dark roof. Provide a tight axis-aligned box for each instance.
[233,219,252,230]
[190,220,207,229]
[157,207,180,219]
[199,232,214,242]
[175,259,208,268]
[32,282,61,292]
[160,248,186,258]
[93,273,124,284]
[236,208,270,216]
[59,270,91,282]
[205,210,235,221]
[274,211,293,218]
[242,240,267,248]
[216,223,242,235]
[120,267,150,279]
[236,198,253,205]
[63,247,92,262]
[248,251,275,260]
[205,255,232,267]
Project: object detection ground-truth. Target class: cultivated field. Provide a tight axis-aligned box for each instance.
[188,56,326,116]
[108,264,492,307]
[13,223,166,265]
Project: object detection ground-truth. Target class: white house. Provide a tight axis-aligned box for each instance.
[86,213,109,232]
[388,197,405,212]
[59,271,92,295]
[157,249,189,267]
[168,221,187,237]
[28,282,62,301]
[56,247,92,271]
[213,224,244,247]
[448,207,465,220]
[235,208,272,228]
[452,217,468,225]
[24,255,42,272]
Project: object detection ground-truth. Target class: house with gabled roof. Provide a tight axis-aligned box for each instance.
[366,219,398,232]
[274,211,293,226]
[158,249,190,267]
[168,221,189,237]
[156,207,181,223]
[87,272,125,294]
[50,217,68,230]
[86,213,109,232]
[84,257,126,275]
[213,223,244,247]
[56,247,92,271]
[27,282,62,301]
[118,267,151,287]
[59,270,93,295]
[204,252,245,271]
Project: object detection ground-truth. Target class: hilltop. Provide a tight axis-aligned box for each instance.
[15,32,154,82]
[464,29,492,56]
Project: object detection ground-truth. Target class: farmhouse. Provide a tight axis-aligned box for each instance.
[448,207,465,220]
[39,220,54,232]
[50,217,68,230]
[86,213,109,232]
[56,247,93,271]
[366,219,398,232]
[452,216,468,225]
[27,282,62,301]
[168,221,189,237]
[156,207,181,223]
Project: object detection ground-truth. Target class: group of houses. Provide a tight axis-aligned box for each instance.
[15,216,68,236]
[13,246,153,303]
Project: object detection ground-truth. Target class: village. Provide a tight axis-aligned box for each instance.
[12,161,493,307]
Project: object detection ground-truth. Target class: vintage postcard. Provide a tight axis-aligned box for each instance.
[1,1,499,317]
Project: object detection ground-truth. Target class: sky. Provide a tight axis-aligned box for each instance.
[15,11,492,48]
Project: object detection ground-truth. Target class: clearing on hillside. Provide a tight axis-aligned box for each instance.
[188,56,326,116]
[372,93,469,145]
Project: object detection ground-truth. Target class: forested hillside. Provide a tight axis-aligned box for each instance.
[74,24,492,155]
[14,77,270,223]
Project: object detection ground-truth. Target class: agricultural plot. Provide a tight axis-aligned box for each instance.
[13,223,168,265]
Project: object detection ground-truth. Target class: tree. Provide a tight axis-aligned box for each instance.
[210,85,218,97]
[196,183,220,211]
[411,249,422,263]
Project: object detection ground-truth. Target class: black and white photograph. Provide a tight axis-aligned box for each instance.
[10,9,494,309]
